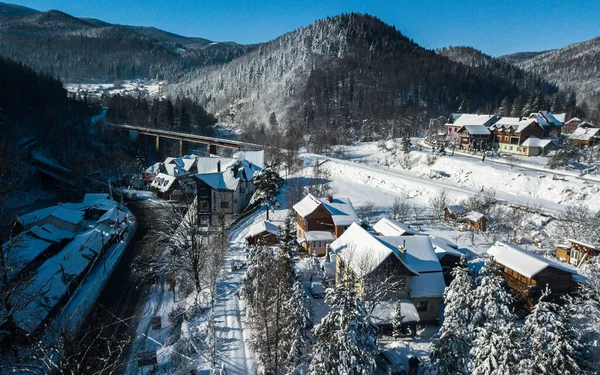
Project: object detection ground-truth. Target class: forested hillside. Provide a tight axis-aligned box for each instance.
[0,5,253,82]
[505,37,600,109]
[172,14,556,144]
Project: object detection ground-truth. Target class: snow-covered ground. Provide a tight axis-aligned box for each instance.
[65,80,164,99]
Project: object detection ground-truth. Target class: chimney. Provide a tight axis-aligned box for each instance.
[397,240,407,262]
[327,195,333,203]
[217,160,221,173]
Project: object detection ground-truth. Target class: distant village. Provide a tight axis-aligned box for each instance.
[426,111,599,156]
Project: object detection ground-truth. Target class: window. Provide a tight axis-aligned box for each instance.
[415,301,428,312]
[198,200,210,211]
[221,201,229,209]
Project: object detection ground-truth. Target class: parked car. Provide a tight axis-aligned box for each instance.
[310,281,325,299]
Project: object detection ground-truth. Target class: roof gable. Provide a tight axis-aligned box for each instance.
[488,241,575,278]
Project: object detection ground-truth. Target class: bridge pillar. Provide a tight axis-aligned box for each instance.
[179,139,190,157]
[206,144,217,156]
[155,136,160,153]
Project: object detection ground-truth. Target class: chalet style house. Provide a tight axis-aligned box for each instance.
[563,117,582,134]
[293,194,360,256]
[489,112,562,156]
[465,211,487,231]
[569,125,600,146]
[528,111,564,137]
[446,114,498,141]
[556,239,599,266]
[194,158,261,226]
[457,125,492,151]
[245,220,280,246]
[332,223,446,326]
[488,242,578,310]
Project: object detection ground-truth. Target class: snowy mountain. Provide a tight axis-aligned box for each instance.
[170,14,554,135]
[437,46,556,93]
[0,4,252,81]
[504,37,600,107]
[500,51,551,64]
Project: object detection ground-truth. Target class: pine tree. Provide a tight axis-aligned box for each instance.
[401,137,411,153]
[308,279,377,375]
[429,256,474,374]
[280,280,313,372]
[392,302,403,339]
[511,95,525,118]
[250,161,283,221]
[520,296,583,375]
[279,211,297,255]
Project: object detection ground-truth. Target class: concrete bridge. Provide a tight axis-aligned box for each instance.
[107,123,263,157]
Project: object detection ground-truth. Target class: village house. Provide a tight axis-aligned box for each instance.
[519,136,558,156]
[245,220,280,246]
[372,217,420,236]
[456,125,492,151]
[444,204,466,222]
[150,173,195,199]
[569,125,600,147]
[429,236,463,282]
[488,242,578,310]
[445,114,498,142]
[464,211,487,231]
[562,117,582,135]
[555,239,599,266]
[194,158,261,226]
[489,117,542,155]
[293,194,360,256]
[528,111,564,138]
[331,223,446,327]
[17,206,85,234]
[425,116,448,143]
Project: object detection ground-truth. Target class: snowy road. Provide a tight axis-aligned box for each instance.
[301,152,571,217]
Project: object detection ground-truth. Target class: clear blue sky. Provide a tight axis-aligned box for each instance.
[8,0,600,56]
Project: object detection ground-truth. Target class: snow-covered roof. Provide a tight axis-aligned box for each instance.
[568,239,599,251]
[569,127,600,141]
[293,194,360,226]
[13,229,108,332]
[18,206,84,227]
[331,223,418,277]
[514,118,538,133]
[565,117,581,124]
[465,211,486,222]
[233,150,265,169]
[492,117,521,127]
[553,113,566,123]
[96,207,128,225]
[430,236,463,259]
[2,233,54,280]
[487,242,576,279]
[370,299,420,325]
[305,231,336,242]
[372,217,420,236]
[451,114,497,127]
[245,220,280,239]
[540,111,563,127]
[445,205,466,214]
[521,136,553,148]
[410,271,446,298]
[579,121,597,129]
[195,157,236,174]
[144,162,161,174]
[459,125,491,136]
[378,235,442,273]
[163,163,188,177]
[151,173,178,192]
[29,223,76,243]
[194,171,240,191]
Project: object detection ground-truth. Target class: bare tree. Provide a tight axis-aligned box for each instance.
[429,190,449,221]
[357,201,376,223]
[391,197,412,221]
[306,159,332,198]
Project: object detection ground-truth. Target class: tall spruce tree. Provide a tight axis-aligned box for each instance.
[429,256,474,375]
[250,161,283,221]
[520,295,583,375]
[308,278,377,375]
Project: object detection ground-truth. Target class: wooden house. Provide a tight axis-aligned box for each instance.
[293,194,360,256]
[555,239,599,266]
[528,111,564,138]
[444,205,466,222]
[488,242,577,310]
[372,217,419,236]
[465,211,487,231]
[569,126,600,147]
[489,117,545,155]
[245,220,280,246]
[562,117,582,135]
[332,223,446,325]
[457,125,492,151]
